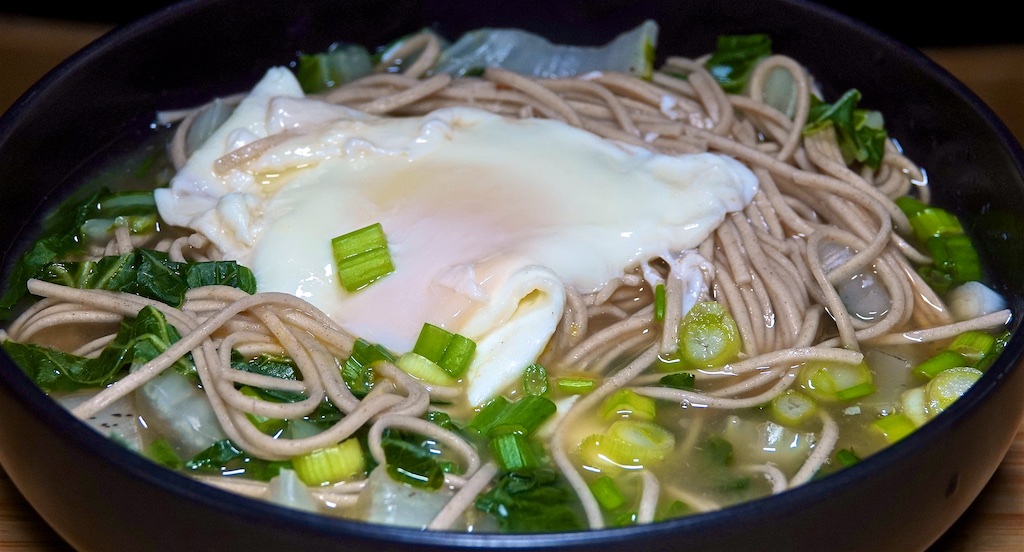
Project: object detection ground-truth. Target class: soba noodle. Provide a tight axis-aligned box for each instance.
[0,25,1012,532]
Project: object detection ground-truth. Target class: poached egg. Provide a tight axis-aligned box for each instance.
[155,67,758,404]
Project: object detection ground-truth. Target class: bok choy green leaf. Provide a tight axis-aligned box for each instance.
[0,188,159,317]
[804,89,888,169]
[475,468,584,533]
[431,20,658,79]
[2,305,192,392]
[34,249,256,307]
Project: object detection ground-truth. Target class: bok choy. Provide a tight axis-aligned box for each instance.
[431,20,658,79]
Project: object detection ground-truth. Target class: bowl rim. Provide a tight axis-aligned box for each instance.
[2,0,1024,548]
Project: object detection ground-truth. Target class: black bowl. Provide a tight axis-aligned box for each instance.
[2,1,1023,550]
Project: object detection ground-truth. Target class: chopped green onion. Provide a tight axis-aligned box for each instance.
[350,338,395,365]
[894,196,927,219]
[522,363,549,396]
[871,413,917,444]
[411,322,476,378]
[580,421,675,472]
[901,365,983,428]
[600,389,657,421]
[438,335,475,378]
[292,439,366,485]
[490,430,539,471]
[912,349,969,380]
[412,322,452,361]
[653,284,666,322]
[947,330,998,366]
[578,434,617,474]
[486,395,557,437]
[92,190,158,218]
[604,420,675,466]
[395,352,456,386]
[331,223,395,292]
[799,360,875,402]
[468,396,557,473]
[926,234,981,285]
[836,382,875,401]
[914,330,1000,380]
[926,366,982,412]
[977,330,1011,371]
[588,475,626,511]
[770,389,817,426]
[677,301,742,369]
[556,376,596,395]
[898,196,982,291]
[466,396,511,437]
[909,207,964,241]
[898,196,966,246]
[336,243,394,292]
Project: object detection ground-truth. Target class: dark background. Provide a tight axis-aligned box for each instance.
[0,1,1018,48]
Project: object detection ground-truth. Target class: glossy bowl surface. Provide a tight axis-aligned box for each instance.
[2,1,1023,551]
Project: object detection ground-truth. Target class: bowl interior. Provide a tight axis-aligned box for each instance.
[2,1,1024,551]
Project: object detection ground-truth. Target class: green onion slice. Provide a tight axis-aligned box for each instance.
[871,413,917,444]
[589,475,626,511]
[598,420,676,469]
[926,366,982,412]
[600,389,656,421]
[331,223,395,292]
[677,301,742,369]
[912,350,969,380]
[395,352,456,386]
[411,322,476,378]
[490,431,539,471]
[653,284,666,322]
[292,439,366,486]
[799,360,875,402]
[770,389,817,426]
[557,376,596,395]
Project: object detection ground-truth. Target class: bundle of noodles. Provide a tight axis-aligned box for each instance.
[1,27,1012,531]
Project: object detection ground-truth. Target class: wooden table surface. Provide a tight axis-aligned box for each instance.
[1,13,1023,552]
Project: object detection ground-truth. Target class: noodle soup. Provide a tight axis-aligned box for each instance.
[0,20,1012,533]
